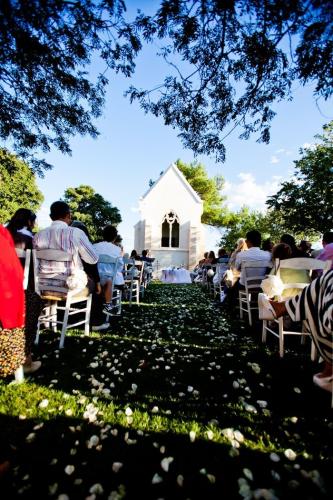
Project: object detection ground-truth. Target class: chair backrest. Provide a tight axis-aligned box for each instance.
[15,248,31,290]
[134,260,145,283]
[123,258,138,280]
[242,260,272,290]
[32,248,73,295]
[274,257,331,296]
[275,257,331,274]
[97,254,119,279]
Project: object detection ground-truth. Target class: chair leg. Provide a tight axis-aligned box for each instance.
[278,318,284,357]
[59,299,70,349]
[262,321,267,343]
[84,295,92,336]
[239,294,243,319]
[14,365,24,383]
[50,303,57,332]
[35,316,41,345]
[310,341,318,362]
[245,292,251,326]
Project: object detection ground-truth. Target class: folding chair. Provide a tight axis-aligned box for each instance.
[261,257,331,358]
[97,254,122,317]
[33,249,92,349]
[239,261,272,326]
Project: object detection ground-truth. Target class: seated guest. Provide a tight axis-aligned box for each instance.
[6,208,37,250]
[207,250,216,264]
[140,249,154,283]
[262,238,274,253]
[191,252,209,282]
[270,242,310,298]
[130,249,139,260]
[199,252,209,265]
[0,226,41,376]
[235,230,271,287]
[317,232,333,270]
[223,230,271,306]
[216,248,229,264]
[298,240,312,257]
[228,238,248,270]
[280,234,304,257]
[259,270,333,394]
[141,249,155,263]
[34,201,98,293]
[93,225,124,315]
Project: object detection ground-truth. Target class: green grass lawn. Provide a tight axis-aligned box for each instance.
[0,283,332,499]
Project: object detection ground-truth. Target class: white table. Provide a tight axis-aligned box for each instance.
[161,268,192,284]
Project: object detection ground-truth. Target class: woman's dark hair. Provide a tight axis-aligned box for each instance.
[131,249,138,258]
[280,233,301,257]
[102,225,118,242]
[7,208,36,235]
[272,243,292,261]
[262,238,274,252]
[208,250,216,259]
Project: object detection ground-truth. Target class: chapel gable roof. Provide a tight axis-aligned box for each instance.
[141,163,202,204]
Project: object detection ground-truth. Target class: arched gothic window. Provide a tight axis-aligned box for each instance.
[161,211,180,248]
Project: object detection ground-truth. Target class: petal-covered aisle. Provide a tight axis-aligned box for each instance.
[0,283,332,499]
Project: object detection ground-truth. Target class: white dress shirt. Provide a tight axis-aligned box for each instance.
[33,221,98,282]
[235,247,272,285]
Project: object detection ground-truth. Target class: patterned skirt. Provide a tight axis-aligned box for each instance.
[285,270,333,364]
[0,290,42,377]
[0,328,26,377]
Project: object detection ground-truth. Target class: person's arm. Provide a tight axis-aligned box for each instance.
[235,252,242,271]
[76,231,98,265]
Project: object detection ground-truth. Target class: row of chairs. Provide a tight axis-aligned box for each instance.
[238,258,331,358]
[17,249,151,351]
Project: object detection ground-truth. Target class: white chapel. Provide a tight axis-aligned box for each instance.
[134,163,205,271]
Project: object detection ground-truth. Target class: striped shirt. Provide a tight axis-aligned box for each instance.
[33,221,98,281]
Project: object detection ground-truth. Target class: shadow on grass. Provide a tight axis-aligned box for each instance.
[1,412,332,500]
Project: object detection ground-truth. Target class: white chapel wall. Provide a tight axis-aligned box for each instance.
[134,165,204,270]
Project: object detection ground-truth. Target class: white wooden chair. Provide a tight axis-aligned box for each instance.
[134,260,145,299]
[97,254,122,317]
[212,262,228,301]
[142,261,154,288]
[15,248,31,291]
[261,257,332,358]
[239,261,272,326]
[123,258,140,304]
[33,249,92,349]
[13,248,32,382]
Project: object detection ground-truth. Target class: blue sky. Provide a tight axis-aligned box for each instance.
[36,8,332,254]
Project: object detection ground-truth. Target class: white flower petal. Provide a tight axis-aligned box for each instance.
[112,462,123,473]
[64,465,75,475]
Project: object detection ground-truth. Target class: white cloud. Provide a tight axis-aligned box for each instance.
[223,172,282,212]
[270,155,280,164]
[130,205,140,213]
